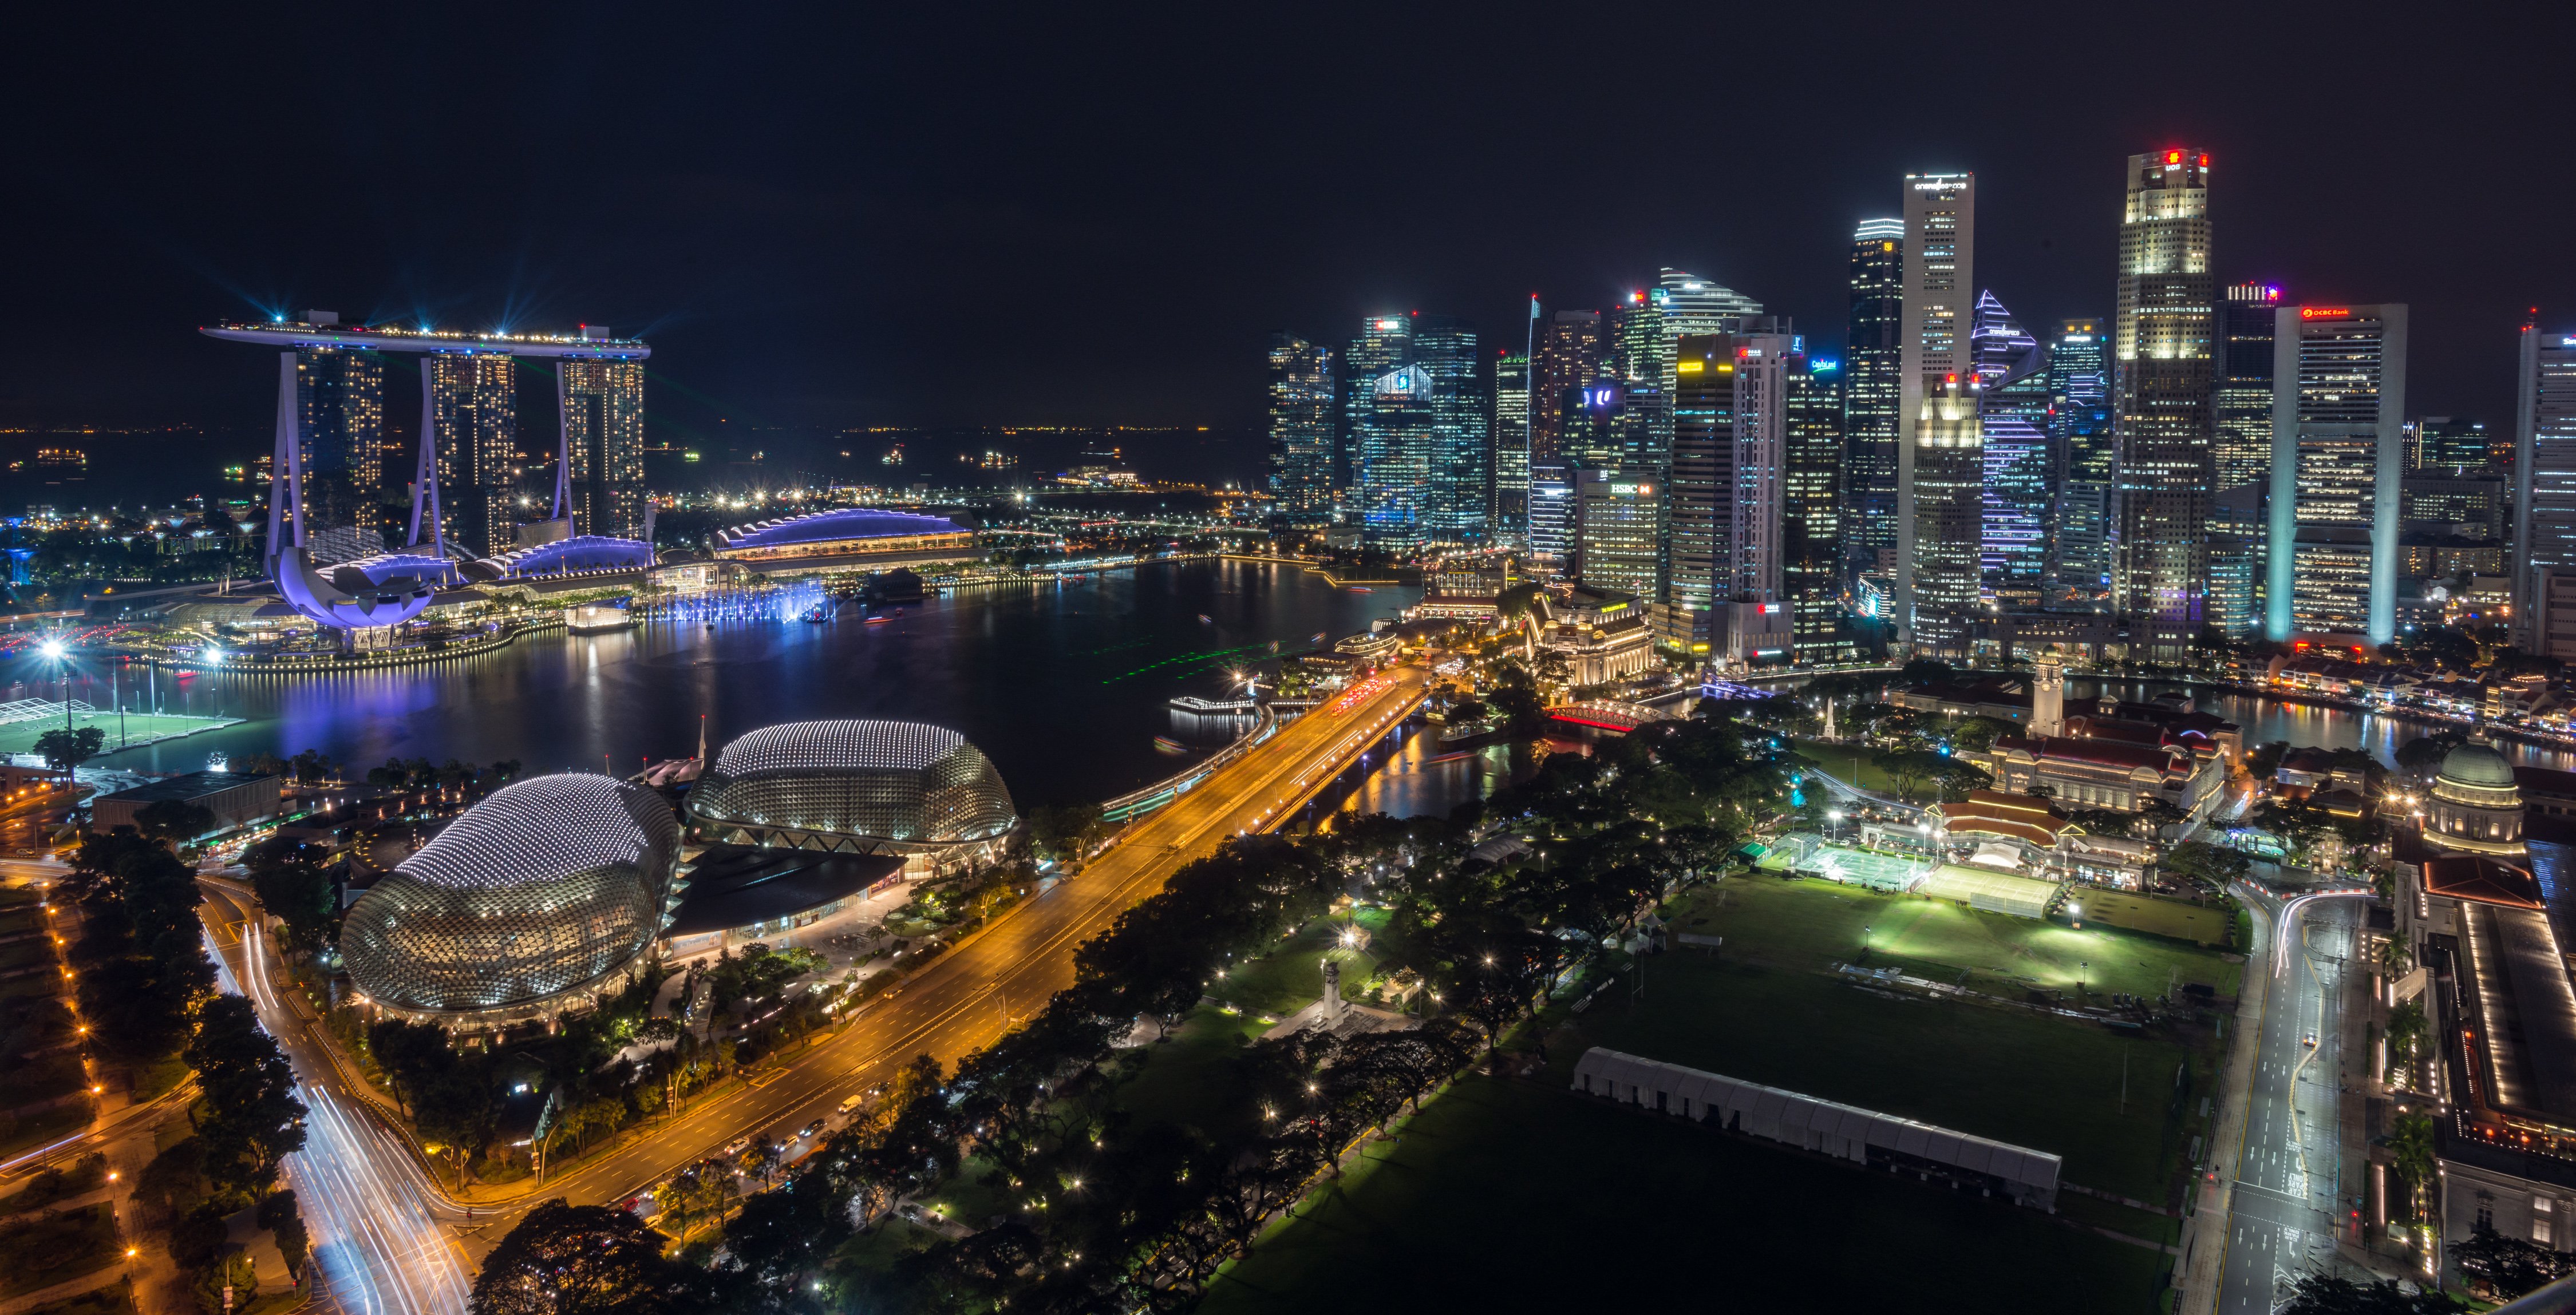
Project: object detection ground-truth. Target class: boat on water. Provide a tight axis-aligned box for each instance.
[1419,749,1478,766]
[1348,587,1373,593]
[865,615,891,625]
[801,603,833,623]
[1152,736,1187,754]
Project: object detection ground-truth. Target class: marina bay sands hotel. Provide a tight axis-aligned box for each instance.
[200,314,650,560]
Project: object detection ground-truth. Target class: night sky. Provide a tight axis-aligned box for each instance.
[3,5,2568,451]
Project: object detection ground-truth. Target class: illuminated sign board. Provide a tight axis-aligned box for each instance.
[1607,484,1655,496]
[1677,359,1704,374]
[2300,307,2352,320]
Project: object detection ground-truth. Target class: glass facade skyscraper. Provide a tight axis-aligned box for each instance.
[2268,303,2408,643]
[2510,325,2576,654]
[2110,149,2218,652]
[1413,315,1488,542]
[2215,284,2281,493]
[1843,219,1905,569]
[561,358,649,540]
[1785,347,1851,663]
[1657,268,1762,338]
[1970,292,2048,606]
[1266,333,1337,525]
[428,353,520,556]
[1529,310,1602,478]
[1898,175,1979,656]
[295,344,387,548]
[1341,314,1411,512]
[2048,318,2113,597]
[1492,350,1529,537]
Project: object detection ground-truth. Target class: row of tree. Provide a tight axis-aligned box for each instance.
[470,709,1793,1313]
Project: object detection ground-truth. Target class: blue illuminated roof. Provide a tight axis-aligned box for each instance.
[475,535,657,577]
[717,507,966,550]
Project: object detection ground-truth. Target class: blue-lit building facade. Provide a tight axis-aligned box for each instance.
[1785,346,1851,662]
[711,507,978,573]
[1342,312,1485,548]
[2046,318,2113,599]
[1843,220,1905,569]
[1971,292,2049,607]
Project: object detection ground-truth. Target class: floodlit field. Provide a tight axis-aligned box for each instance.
[0,710,240,758]
[2070,888,2233,946]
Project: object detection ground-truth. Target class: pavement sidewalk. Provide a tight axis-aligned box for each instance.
[2175,892,2274,1315]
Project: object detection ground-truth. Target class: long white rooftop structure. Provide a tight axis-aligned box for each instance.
[200,316,649,360]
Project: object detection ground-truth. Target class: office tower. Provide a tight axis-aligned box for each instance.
[1492,350,1530,537]
[295,344,387,551]
[2267,303,2408,643]
[1657,268,1762,337]
[1575,467,1663,600]
[1528,474,1575,564]
[1970,292,2048,605]
[1353,363,1435,549]
[1411,315,1488,543]
[2409,417,2491,471]
[1843,219,1905,568]
[1266,334,1337,526]
[560,358,648,540]
[427,353,520,557]
[1666,335,1735,647]
[1341,314,1412,509]
[2215,284,2281,490]
[2511,324,2576,656]
[2047,318,2113,596]
[2109,149,2218,651]
[1530,310,1603,476]
[1607,290,1672,466]
[1785,346,1851,662]
[1897,173,1978,656]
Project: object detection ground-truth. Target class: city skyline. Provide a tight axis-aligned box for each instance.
[2,10,2567,441]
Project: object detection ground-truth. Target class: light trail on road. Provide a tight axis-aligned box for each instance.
[203,898,472,1315]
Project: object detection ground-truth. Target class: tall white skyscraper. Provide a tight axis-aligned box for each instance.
[2511,323,2576,658]
[2267,303,2407,643]
[1895,172,1978,656]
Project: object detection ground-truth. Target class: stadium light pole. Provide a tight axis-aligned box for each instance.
[38,639,68,731]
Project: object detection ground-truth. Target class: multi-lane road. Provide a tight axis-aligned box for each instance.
[187,664,1429,1304]
[2198,879,2369,1314]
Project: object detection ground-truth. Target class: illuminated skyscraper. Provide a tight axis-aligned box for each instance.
[1527,308,1602,526]
[1341,314,1412,509]
[1492,350,1530,537]
[2267,303,2407,643]
[2511,324,2576,656]
[560,357,648,540]
[1897,175,1978,656]
[427,353,520,557]
[1575,467,1663,600]
[1785,347,1851,662]
[2110,149,2217,653]
[2409,417,2491,472]
[1266,334,1336,526]
[2047,318,2112,596]
[1607,290,1672,466]
[1666,336,1736,635]
[2215,284,2281,491]
[1354,365,1433,549]
[1970,292,2048,605]
[1656,268,1762,337]
[1412,315,1488,542]
[1843,219,1905,568]
[295,342,386,551]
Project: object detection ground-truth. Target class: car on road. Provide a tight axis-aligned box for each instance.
[722,1135,752,1156]
[2301,1034,2317,1048]
[800,1120,826,1140]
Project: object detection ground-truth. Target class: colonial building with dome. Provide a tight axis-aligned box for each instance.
[2420,738,2527,857]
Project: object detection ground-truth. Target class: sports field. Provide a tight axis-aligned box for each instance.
[2070,888,2233,946]
[1197,1075,2171,1315]
[0,710,241,758]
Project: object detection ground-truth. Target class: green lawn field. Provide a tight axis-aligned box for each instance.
[2073,889,2233,947]
[1198,1075,2172,1315]
[0,710,240,758]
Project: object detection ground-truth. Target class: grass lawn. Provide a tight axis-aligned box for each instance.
[2073,889,2233,947]
[920,1154,1018,1232]
[20,1291,135,1315]
[1559,876,2239,1201]
[1678,875,2242,1003]
[1113,1008,1272,1143]
[827,1216,943,1282]
[1210,913,1401,1017]
[0,711,239,758]
[1198,1075,2171,1315]
[0,1203,121,1297]
[1789,737,1901,794]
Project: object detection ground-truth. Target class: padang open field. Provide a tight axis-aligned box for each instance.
[1568,873,2243,1201]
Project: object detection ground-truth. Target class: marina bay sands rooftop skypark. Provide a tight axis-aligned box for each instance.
[199,314,651,359]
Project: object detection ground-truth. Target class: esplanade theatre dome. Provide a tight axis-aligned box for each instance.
[340,774,681,1023]
[687,720,1019,873]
